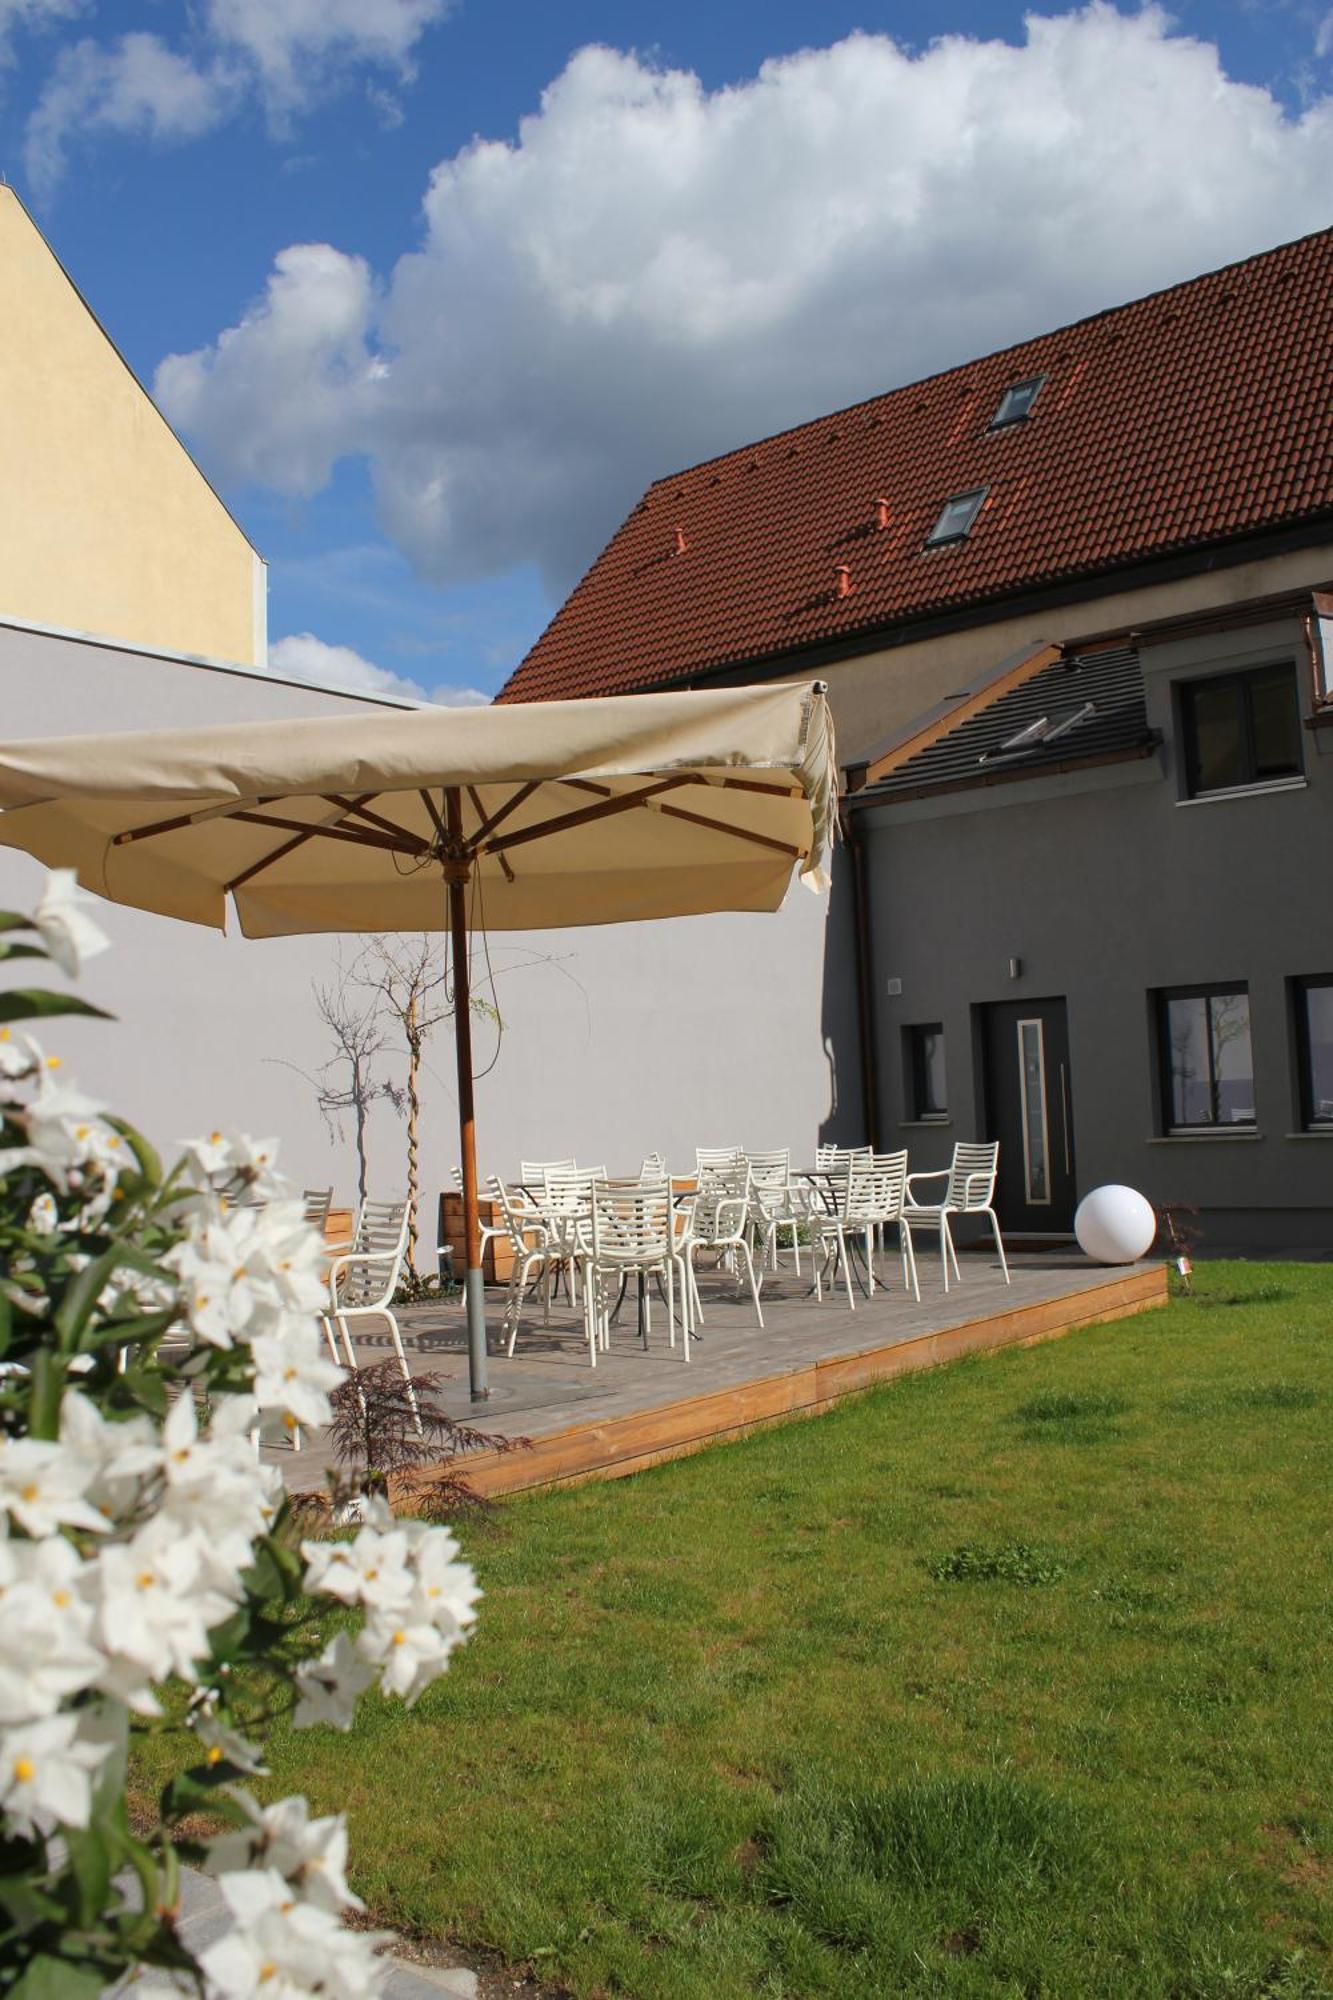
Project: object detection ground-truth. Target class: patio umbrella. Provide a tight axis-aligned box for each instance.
[0,680,836,1399]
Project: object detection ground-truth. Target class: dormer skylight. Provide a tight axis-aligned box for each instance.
[925,487,987,547]
[990,375,1045,429]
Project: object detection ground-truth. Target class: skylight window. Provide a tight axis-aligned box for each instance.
[990,375,1045,429]
[979,701,1096,764]
[925,488,987,547]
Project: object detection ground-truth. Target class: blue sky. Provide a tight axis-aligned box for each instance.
[2,1,1330,700]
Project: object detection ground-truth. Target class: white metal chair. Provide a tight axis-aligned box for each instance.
[680,1165,764,1328]
[743,1147,804,1275]
[809,1155,917,1308]
[302,1186,333,1233]
[493,1176,594,1364]
[695,1146,744,1183]
[584,1180,690,1362]
[639,1151,667,1181]
[320,1198,418,1426]
[903,1142,1010,1291]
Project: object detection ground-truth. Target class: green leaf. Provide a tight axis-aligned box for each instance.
[63,1828,112,1931]
[106,1117,163,1188]
[0,912,36,934]
[53,1241,173,1349]
[0,990,114,1025]
[0,942,49,963]
[9,1955,106,2000]
[159,1769,252,1824]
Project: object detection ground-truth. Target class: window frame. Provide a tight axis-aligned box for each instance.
[925,487,988,548]
[1156,983,1256,1134]
[1177,660,1303,798]
[1293,976,1333,1130]
[905,1022,949,1121]
[989,375,1046,430]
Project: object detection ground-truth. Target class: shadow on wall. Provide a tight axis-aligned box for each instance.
[818,853,867,1148]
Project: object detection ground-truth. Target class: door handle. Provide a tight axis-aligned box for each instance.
[1059,1064,1072,1175]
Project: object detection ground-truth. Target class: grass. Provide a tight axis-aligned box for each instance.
[148,1261,1333,1996]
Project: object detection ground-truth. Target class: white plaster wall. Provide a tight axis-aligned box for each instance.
[0,626,845,1223]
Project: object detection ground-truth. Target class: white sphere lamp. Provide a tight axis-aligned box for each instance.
[1074,1184,1156,1265]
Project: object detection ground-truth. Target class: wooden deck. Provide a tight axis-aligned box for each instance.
[272,1248,1168,1501]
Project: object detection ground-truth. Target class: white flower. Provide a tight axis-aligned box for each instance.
[0,1072,128,1192]
[159,1393,276,1579]
[26,1191,58,1235]
[189,1710,270,1777]
[301,1524,415,1615]
[0,1435,108,1537]
[208,1791,362,1914]
[168,1216,270,1349]
[0,1710,109,1836]
[91,1517,237,1686]
[184,1131,285,1205]
[410,1528,481,1645]
[292,1632,375,1733]
[33,869,110,978]
[199,1869,390,2000]
[359,1606,459,1708]
[249,1318,343,1431]
[59,1388,160,1527]
[0,1027,44,1096]
[0,1531,105,1722]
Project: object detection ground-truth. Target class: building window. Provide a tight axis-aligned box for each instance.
[1179,662,1302,796]
[1159,987,1255,1130]
[906,1023,948,1118]
[990,376,1045,429]
[1295,978,1333,1128]
[925,488,987,547]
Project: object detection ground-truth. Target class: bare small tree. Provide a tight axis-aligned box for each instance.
[274,952,394,1206]
[354,935,455,1274]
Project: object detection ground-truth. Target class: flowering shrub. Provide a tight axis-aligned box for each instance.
[0,874,480,1998]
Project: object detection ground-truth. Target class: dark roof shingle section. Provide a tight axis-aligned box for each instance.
[500,228,1333,705]
[855,646,1152,803]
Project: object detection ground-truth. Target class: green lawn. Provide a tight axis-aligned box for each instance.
[197,1264,1333,1994]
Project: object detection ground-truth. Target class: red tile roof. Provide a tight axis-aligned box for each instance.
[499,228,1333,705]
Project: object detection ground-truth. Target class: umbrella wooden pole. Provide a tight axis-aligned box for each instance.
[446,790,489,1400]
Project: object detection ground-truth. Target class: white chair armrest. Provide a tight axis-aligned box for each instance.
[906,1169,949,1197]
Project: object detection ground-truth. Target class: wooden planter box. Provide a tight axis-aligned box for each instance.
[437,1191,526,1284]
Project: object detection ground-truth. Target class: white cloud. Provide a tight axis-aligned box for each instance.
[25,34,239,193]
[155,245,380,496]
[156,7,1333,597]
[0,0,83,69]
[269,631,490,707]
[23,0,451,191]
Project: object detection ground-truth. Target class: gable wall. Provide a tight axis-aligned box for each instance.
[0,190,264,667]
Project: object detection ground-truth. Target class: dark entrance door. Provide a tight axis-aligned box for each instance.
[982,997,1077,1233]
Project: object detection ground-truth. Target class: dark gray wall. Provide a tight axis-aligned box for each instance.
[860,614,1332,1252]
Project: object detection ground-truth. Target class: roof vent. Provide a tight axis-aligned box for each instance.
[834,564,853,598]
[672,525,688,555]
[874,496,892,529]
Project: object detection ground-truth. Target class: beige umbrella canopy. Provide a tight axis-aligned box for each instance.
[0,680,836,1397]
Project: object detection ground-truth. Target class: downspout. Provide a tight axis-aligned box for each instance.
[842,799,881,1151]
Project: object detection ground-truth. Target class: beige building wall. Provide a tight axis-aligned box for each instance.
[0,188,264,666]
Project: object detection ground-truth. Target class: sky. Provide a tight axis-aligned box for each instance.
[2,0,1331,704]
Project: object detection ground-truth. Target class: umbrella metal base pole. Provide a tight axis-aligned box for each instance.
[464,1266,489,1400]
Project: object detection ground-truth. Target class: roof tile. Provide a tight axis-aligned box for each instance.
[500,228,1333,705]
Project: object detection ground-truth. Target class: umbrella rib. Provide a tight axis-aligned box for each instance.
[323,795,432,854]
[223,794,376,895]
[229,809,417,856]
[419,789,448,842]
[483,776,695,857]
[466,786,516,882]
[468,781,540,848]
[551,777,801,857]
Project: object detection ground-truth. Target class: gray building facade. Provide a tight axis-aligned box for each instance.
[849,603,1333,1252]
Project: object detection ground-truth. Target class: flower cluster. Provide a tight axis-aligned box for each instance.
[0,873,478,1998]
[302,1495,481,1709]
